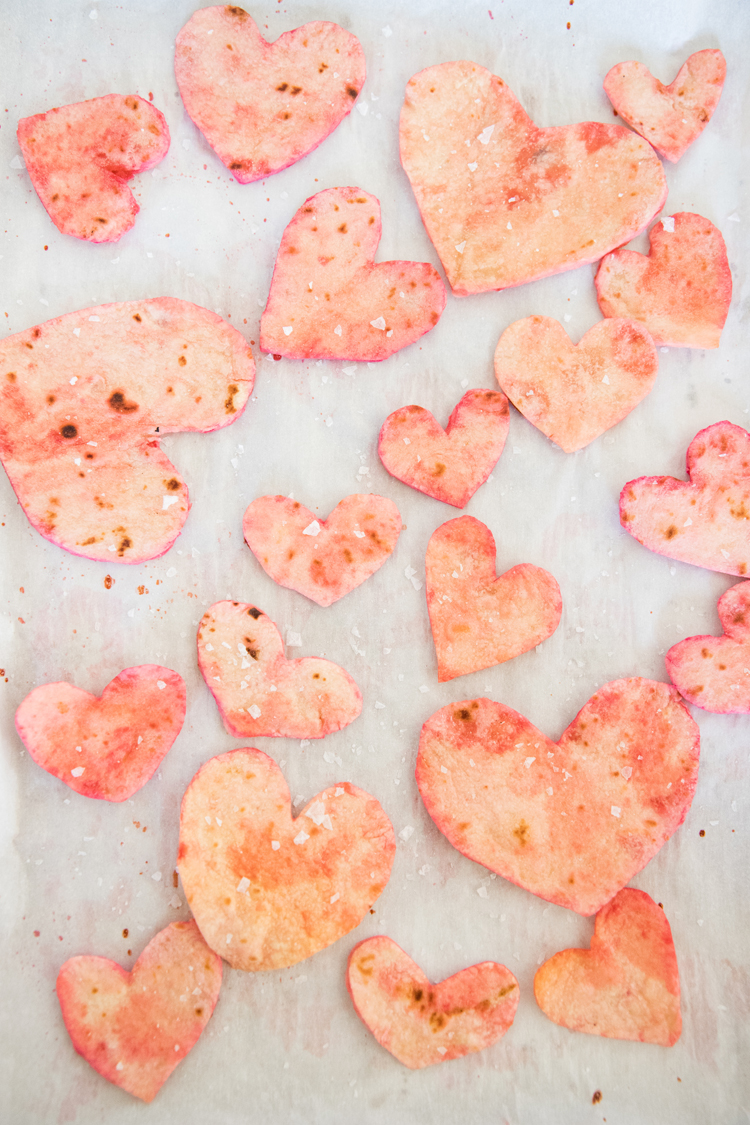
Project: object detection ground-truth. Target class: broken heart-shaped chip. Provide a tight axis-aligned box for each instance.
[198,600,362,738]
[399,60,667,296]
[620,421,750,576]
[494,316,658,453]
[57,920,222,1103]
[15,665,186,801]
[426,516,562,682]
[259,187,446,360]
[666,581,750,712]
[18,94,170,242]
[347,936,519,1068]
[243,493,402,606]
[603,50,726,163]
[0,297,253,562]
[416,682,699,915]
[534,889,681,1045]
[378,389,509,507]
[178,748,395,971]
[596,213,732,349]
[175,6,365,183]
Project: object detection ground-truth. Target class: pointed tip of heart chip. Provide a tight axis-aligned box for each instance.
[15,665,186,801]
[17,94,170,242]
[603,50,726,163]
[178,748,395,971]
[57,920,222,1102]
[666,580,750,712]
[346,936,519,1068]
[416,682,699,915]
[175,8,366,183]
[259,187,446,361]
[620,421,750,575]
[534,889,681,1045]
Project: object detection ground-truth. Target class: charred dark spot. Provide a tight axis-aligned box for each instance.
[132,313,142,322]
[95,217,107,224]
[347,86,358,98]
[117,537,132,557]
[413,988,423,1002]
[277,83,289,92]
[290,86,302,96]
[247,607,262,619]
[226,5,248,17]
[109,391,138,413]
[230,162,246,170]
[282,113,291,120]
[60,424,77,438]
[166,478,180,491]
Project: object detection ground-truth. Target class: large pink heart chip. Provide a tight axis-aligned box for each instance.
[175,6,365,183]
[534,889,681,1045]
[426,516,562,682]
[17,94,169,242]
[666,581,750,712]
[198,600,362,738]
[620,422,750,576]
[178,748,395,971]
[347,936,519,1069]
[15,665,186,801]
[0,297,253,562]
[416,683,699,916]
[603,50,726,163]
[378,389,509,508]
[494,316,658,453]
[57,920,222,1103]
[259,187,446,361]
[596,213,732,349]
[399,61,667,296]
[243,493,402,606]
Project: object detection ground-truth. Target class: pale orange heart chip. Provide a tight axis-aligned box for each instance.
[426,516,562,682]
[57,920,222,1103]
[399,61,667,295]
[666,581,750,712]
[494,316,658,453]
[178,748,396,971]
[534,889,681,1045]
[378,389,509,507]
[347,936,519,1068]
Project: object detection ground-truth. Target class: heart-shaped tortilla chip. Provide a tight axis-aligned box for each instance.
[494,317,658,453]
[666,581,750,712]
[259,187,446,360]
[378,389,509,507]
[596,213,732,349]
[0,297,253,562]
[57,920,222,1103]
[416,682,699,915]
[426,516,562,682]
[620,421,750,576]
[534,889,681,1045]
[603,50,726,163]
[178,748,395,971]
[175,6,365,183]
[399,61,667,296]
[243,493,402,606]
[198,600,362,738]
[18,94,169,242]
[347,936,519,1068]
[15,665,186,801]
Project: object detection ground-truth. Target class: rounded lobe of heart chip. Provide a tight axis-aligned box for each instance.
[175,7,366,183]
[197,600,362,738]
[0,297,254,563]
[603,50,726,163]
[259,186,446,361]
[15,665,186,801]
[178,748,396,971]
[666,580,750,712]
[377,389,509,507]
[425,516,562,681]
[620,421,750,576]
[494,316,658,453]
[17,94,170,242]
[416,682,700,916]
[399,60,667,296]
[56,920,223,1102]
[596,212,732,349]
[534,889,681,1045]
[346,936,519,1068]
[243,493,402,606]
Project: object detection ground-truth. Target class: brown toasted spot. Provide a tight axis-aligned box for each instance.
[178,355,187,366]
[290,86,302,96]
[343,548,353,563]
[513,820,529,846]
[225,384,239,413]
[166,478,180,491]
[132,313,142,322]
[82,536,97,545]
[338,223,347,233]
[230,162,245,170]
[429,1012,446,1031]
[104,575,113,590]
[357,953,375,977]
[47,395,56,404]
[226,5,248,16]
[277,83,288,92]
[433,462,446,477]
[5,373,16,382]
[117,537,132,557]
[664,525,678,540]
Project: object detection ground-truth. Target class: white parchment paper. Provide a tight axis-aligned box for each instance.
[1,0,749,1121]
